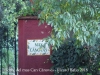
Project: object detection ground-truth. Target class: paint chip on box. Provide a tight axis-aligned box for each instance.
[27,40,50,55]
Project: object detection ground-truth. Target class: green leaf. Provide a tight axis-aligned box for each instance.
[87,73,92,75]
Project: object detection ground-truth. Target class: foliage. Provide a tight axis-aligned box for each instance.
[0,0,37,42]
[50,38,100,75]
[0,0,20,39]
[0,0,100,48]
[88,38,100,75]
[0,1,99,75]
[32,0,100,48]
[0,0,28,74]
[1,49,15,75]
